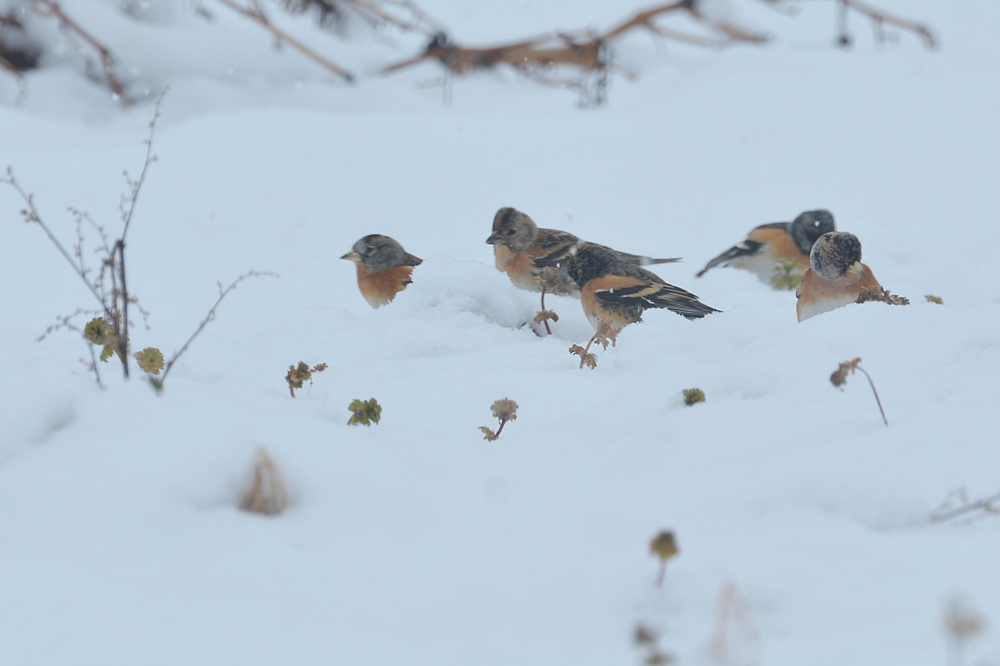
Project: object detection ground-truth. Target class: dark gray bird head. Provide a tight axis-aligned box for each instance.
[790,209,836,256]
[341,234,422,273]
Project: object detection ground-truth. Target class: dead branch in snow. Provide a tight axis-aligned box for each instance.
[214,0,355,82]
[30,0,129,106]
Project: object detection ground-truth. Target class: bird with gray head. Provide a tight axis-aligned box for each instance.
[486,207,682,333]
[341,234,422,309]
[696,209,836,288]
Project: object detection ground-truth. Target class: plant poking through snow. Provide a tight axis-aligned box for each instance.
[925,294,943,304]
[240,448,288,516]
[569,320,618,369]
[707,581,760,666]
[770,257,801,290]
[830,357,887,426]
[931,487,1000,524]
[943,597,985,666]
[633,623,675,665]
[480,398,518,441]
[3,89,274,390]
[856,285,910,306]
[348,398,382,426]
[682,388,705,406]
[286,361,328,397]
[649,530,678,588]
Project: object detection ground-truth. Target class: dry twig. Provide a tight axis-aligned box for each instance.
[159,270,279,385]
[383,1,767,104]
[31,0,129,106]
[214,0,355,82]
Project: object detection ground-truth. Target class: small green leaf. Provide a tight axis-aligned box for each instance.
[770,258,802,290]
[479,426,498,441]
[84,317,112,346]
[348,398,382,426]
[682,388,705,406]
[134,347,165,375]
[99,346,115,363]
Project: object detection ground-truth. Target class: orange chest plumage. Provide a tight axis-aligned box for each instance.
[796,264,880,321]
[355,263,415,308]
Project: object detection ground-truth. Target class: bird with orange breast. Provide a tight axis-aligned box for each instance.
[341,234,422,309]
[697,209,836,288]
[486,207,681,333]
[795,231,882,322]
[565,243,720,367]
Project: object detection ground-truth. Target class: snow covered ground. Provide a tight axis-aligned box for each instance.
[2,1,999,664]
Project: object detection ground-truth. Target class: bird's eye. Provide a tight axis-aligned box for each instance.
[505,229,515,236]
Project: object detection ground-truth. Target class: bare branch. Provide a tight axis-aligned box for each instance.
[30,0,129,107]
[214,0,355,82]
[931,490,1000,523]
[2,169,106,309]
[160,271,279,384]
[841,0,935,48]
[382,1,768,104]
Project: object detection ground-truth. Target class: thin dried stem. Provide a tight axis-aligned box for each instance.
[854,365,887,426]
[214,0,355,82]
[2,169,106,309]
[160,271,279,384]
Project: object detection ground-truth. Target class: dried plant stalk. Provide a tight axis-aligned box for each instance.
[830,357,887,426]
[241,448,288,516]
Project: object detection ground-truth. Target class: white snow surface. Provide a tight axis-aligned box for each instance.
[2,1,1000,664]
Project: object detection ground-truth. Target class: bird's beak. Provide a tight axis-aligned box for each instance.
[847,261,865,277]
[485,233,501,245]
[341,250,362,262]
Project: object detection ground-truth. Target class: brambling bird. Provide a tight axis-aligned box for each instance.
[796,231,881,322]
[486,207,681,333]
[341,234,422,309]
[696,209,836,288]
[566,244,719,367]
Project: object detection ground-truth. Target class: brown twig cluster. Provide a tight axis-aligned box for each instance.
[383,1,769,105]
[856,286,909,306]
[3,0,936,107]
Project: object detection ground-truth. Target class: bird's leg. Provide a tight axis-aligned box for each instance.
[533,287,559,335]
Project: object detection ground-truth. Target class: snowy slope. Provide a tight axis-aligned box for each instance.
[2,1,1000,664]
